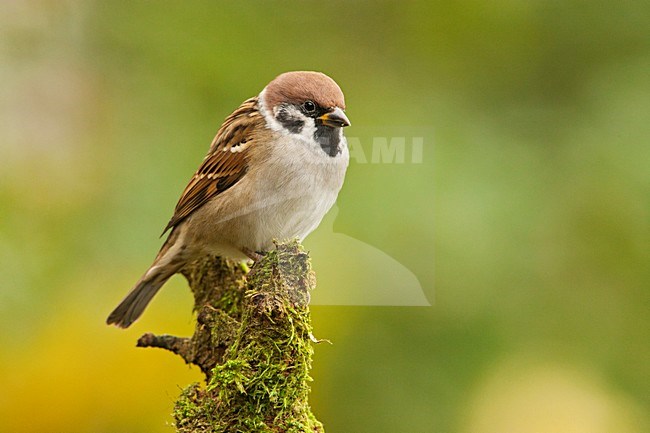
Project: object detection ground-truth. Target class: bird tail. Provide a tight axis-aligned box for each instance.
[107,229,185,328]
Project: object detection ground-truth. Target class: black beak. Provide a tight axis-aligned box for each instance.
[317,107,351,128]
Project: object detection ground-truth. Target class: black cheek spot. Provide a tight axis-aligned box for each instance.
[314,124,341,157]
[276,108,304,134]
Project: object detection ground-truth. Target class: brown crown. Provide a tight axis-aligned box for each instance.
[263,71,346,110]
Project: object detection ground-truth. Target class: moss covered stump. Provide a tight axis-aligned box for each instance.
[136,240,323,433]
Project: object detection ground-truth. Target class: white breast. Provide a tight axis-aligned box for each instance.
[244,130,349,250]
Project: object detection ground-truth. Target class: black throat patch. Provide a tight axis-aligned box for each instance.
[314,124,342,157]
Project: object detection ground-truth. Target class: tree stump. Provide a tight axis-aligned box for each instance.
[136,240,324,432]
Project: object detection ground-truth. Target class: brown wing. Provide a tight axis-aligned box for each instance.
[162,97,263,234]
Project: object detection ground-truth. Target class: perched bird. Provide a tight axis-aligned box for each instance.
[107,71,350,328]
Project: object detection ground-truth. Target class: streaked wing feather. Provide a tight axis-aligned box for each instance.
[162,97,261,234]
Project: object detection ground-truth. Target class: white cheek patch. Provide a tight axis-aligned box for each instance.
[275,105,319,146]
[258,89,316,139]
[258,89,339,161]
[295,113,317,142]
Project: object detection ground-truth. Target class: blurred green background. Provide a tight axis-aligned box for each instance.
[1,1,649,432]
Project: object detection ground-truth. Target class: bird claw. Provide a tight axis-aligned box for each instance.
[242,247,265,262]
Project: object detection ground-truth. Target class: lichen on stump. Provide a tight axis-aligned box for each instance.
[136,240,323,433]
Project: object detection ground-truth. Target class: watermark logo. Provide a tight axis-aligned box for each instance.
[271,126,433,305]
[345,126,431,164]
[304,127,433,305]
[348,136,424,164]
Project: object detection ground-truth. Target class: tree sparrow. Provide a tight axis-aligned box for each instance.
[107,71,350,328]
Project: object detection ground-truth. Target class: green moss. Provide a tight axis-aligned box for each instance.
[184,255,248,317]
[174,384,218,432]
[174,240,323,433]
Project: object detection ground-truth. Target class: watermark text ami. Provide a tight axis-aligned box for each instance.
[347,136,424,164]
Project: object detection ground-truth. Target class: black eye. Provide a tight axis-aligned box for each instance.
[302,100,316,113]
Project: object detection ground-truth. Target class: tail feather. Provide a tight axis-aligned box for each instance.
[107,228,184,328]
[106,262,184,328]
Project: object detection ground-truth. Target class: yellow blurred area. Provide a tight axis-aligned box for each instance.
[0,273,200,433]
[462,356,648,433]
[1,318,195,432]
